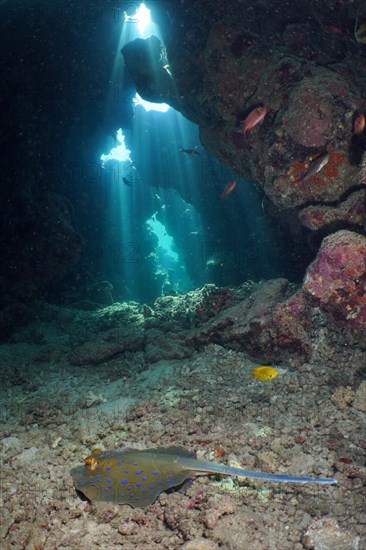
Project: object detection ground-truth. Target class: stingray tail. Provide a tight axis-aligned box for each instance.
[178,458,337,485]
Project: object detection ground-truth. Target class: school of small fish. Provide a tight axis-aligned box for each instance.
[71,446,337,508]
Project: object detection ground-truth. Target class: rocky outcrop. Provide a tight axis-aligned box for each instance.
[303,230,366,343]
[69,303,145,365]
[68,280,312,365]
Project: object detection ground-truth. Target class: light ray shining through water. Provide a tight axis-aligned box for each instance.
[98,3,284,301]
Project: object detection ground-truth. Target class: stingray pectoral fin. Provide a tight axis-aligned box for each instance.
[178,458,337,485]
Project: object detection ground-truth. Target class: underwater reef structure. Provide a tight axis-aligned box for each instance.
[1,2,366,548]
[63,271,365,370]
[0,0,364,329]
[121,0,366,341]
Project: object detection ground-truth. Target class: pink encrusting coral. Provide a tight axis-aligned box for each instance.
[299,190,366,231]
[282,72,350,148]
[303,230,366,342]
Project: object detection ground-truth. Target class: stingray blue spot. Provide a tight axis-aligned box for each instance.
[136,482,142,487]
[142,476,147,480]
[152,470,158,475]
[108,485,112,489]
[128,486,132,491]
[118,461,123,466]
[142,488,146,492]
[106,477,112,483]
[120,479,128,484]
[167,474,173,478]
[157,480,162,484]
[87,467,92,471]
[133,461,138,465]
[117,455,122,459]
[105,466,111,471]
[124,469,129,473]
[149,484,155,489]
[135,469,143,474]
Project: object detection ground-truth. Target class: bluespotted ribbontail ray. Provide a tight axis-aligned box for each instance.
[71,446,337,508]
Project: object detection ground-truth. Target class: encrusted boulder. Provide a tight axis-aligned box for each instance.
[145,280,312,364]
[303,230,366,343]
[299,189,366,232]
[218,282,312,363]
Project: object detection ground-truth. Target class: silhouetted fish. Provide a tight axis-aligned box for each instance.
[122,177,133,186]
[71,446,337,508]
[179,147,200,157]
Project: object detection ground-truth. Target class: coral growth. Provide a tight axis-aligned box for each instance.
[299,189,366,231]
[271,148,357,209]
[303,230,366,343]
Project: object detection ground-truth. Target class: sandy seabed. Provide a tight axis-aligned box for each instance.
[1,309,365,550]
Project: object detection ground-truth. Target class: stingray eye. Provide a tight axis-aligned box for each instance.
[85,457,99,470]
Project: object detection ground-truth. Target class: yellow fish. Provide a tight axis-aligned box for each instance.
[251,366,279,381]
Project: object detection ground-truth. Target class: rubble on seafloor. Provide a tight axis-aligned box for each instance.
[1,273,365,549]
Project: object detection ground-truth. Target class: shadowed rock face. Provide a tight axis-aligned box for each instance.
[124,0,366,237]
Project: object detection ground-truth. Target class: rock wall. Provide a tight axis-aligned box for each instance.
[129,0,366,240]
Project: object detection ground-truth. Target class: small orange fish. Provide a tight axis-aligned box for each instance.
[220,180,237,200]
[238,105,268,140]
[353,113,365,136]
